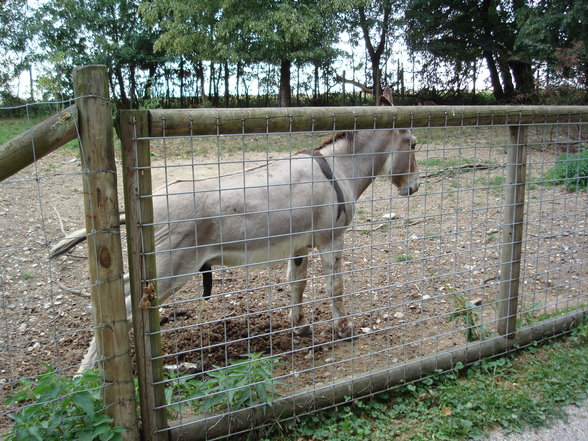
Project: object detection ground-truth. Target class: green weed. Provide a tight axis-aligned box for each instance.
[265,319,588,441]
[3,366,122,441]
[449,288,486,342]
[165,353,283,415]
[396,254,413,262]
[485,233,497,243]
[544,149,588,191]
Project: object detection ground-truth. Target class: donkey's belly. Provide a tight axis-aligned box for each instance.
[206,231,313,267]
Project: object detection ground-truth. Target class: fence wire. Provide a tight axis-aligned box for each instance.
[0,101,117,436]
[1,103,586,441]
[128,109,587,440]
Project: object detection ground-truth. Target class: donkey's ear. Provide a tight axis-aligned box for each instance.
[379,86,394,106]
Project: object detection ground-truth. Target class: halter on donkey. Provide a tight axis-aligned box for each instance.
[53,87,419,370]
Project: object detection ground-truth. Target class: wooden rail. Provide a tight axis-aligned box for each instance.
[0,104,78,181]
[148,105,587,137]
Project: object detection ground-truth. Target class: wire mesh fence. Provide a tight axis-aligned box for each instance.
[0,66,137,439]
[0,86,586,440]
[0,100,117,436]
[122,107,587,440]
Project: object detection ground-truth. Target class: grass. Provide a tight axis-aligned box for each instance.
[395,253,413,262]
[150,132,319,159]
[0,117,46,144]
[0,116,79,153]
[259,318,588,441]
[419,157,491,168]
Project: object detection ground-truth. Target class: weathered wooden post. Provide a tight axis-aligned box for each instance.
[72,65,138,440]
[498,123,529,338]
[120,109,168,441]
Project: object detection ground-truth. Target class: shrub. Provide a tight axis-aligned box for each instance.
[165,353,283,414]
[3,366,122,441]
[545,148,588,191]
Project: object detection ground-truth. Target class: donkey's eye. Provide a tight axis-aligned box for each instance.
[411,143,417,150]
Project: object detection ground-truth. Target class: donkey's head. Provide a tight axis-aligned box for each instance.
[379,86,420,196]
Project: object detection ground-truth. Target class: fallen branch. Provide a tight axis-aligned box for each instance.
[335,75,374,95]
[422,163,503,179]
[53,280,91,298]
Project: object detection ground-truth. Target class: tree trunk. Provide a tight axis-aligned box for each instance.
[143,64,157,100]
[115,65,129,109]
[279,59,291,107]
[484,51,504,102]
[129,64,137,109]
[196,61,206,105]
[498,56,516,101]
[314,64,320,104]
[179,58,185,107]
[510,60,535,95]
[371,59,382,102]
[224,61,230,107]
[236,61,242,106]
[357,4,390,102]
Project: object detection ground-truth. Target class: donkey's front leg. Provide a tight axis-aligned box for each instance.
[319,249,353,339]
[287,255,311,336]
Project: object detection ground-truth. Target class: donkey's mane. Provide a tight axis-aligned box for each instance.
[317,131,354,150]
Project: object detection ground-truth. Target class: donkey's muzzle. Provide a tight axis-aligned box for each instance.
[397,179,420,196]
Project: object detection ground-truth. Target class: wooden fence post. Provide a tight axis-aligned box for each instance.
[120,109,168,441]
[498,124,529,338]
[72,65,138,440]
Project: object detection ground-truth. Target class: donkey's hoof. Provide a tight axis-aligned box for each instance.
[336,322,354,340]
[294,323,311,336]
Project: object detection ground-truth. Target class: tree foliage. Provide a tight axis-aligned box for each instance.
[35,0,164,105]
[517,0,587,89]
[0,0,36,95]
[405,0,535,102]
[0,0,586,106]
[142,0,342,106]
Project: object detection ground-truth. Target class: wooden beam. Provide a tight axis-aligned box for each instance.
[120,109,168,441]
[148,106,587,138]
[0,104,78,181]
[72,65,138,441]
[498,125,529,338]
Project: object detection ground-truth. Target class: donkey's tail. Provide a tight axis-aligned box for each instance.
[49,215,126,258]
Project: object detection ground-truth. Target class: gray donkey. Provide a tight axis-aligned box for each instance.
[52,87,419,370]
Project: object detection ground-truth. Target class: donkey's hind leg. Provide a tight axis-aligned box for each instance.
[77,275,133,373]
[319,248,353,340]
[287,254,311,336]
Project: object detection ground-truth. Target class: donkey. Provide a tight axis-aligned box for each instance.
[55,87,419,370]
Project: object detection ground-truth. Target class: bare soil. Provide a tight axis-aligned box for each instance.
[1,132,586,430]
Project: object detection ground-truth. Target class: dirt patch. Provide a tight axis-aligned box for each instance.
[1,132,586,431]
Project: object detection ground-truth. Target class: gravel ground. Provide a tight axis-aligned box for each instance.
[484,400,588,441]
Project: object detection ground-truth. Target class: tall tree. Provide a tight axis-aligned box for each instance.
[405,0,536,102]
[0,0,36,97]
[37,0,164,105]
[517,0,588,90]
[142,0,341,107]
[343,0,400,102]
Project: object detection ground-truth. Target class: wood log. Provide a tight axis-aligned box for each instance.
[0,105,78,181]
[148,106,587,138]
[72,65,138,441]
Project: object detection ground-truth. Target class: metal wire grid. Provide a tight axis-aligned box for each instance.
[132,113,586,439]
[0,100,115,433]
